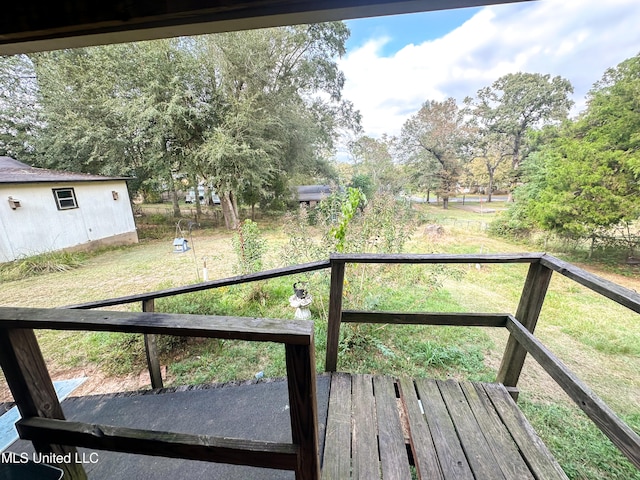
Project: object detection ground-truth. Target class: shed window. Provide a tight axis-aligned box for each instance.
[53,188,78,210]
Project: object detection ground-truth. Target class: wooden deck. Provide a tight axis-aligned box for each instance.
[323,373,568,480]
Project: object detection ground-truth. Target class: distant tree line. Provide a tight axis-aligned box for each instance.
[0,24,359,229]
[1,28,638,242]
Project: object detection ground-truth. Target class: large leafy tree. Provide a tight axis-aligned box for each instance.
[196,24,356,228]
[20,24,355,228]
[515,55,640,242]
[397,98,470,209]
[465,72,573,198]
[0,55,40,160]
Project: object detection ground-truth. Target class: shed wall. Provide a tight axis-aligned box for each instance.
[0,180,137,262]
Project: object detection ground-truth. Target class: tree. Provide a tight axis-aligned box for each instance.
[348,134,398,194]
[196,24,356,229]
[513,55,640,244]
[0,54,40,160]
[465,72,573,198]
[397,98,470,209]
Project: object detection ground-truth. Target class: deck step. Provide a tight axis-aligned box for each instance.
[322,374,567,480]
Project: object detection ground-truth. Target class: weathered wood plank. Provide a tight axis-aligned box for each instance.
[142,299,163,389]
[373,376,412,479]
[342,311,508,327]
[0,329,87,479]
[438,379,506,479]
[0,307,313,345]
[322,373,352,480]
[497,261,553,389]
[351,374,380,480]
[541,254,640,314]
[459,381,534,479]
[481,383,568,480]
[506,316,640,469]
[65,260,331,310]
[330,252,543,264]
[325,260,345,372]
[414,379,473,480]
[398,377,443,479]
[17,417,299,470]
[285,343,321,480]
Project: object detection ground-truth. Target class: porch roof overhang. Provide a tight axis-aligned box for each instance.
[0,0,535,55]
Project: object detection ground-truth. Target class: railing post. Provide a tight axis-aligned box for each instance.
[0,328,88,479]
[143,299,163,389]
[285,340,320,480]
[325,258,345,372]
[497,261,553,396]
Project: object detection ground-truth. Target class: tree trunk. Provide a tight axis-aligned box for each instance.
[170,177,181,217]
[251,203,255,221]
[220,191,239,230]
[442,196,449,210]
[487,171,494,203]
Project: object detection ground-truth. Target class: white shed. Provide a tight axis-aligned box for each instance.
[0,157,138,263]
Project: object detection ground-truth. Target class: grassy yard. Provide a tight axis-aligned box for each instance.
[1,201,639,479]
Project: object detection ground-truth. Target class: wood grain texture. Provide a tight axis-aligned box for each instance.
[142,299,163,389]
[351,374,380,480]
[415,379,474,480]
[541,254,640,314]
[17,417,298,470]
[322,373,352,480]
[0,328,87,479]
[0,307,313,345]
[342,311,508,327]
[325,260,345,372]
[438,379,506,479]
[497,261,553,388]
[398,377,443,479]
[330,252,543,264]
[481,383,568,480]
[285,343,321,480]
[459,381,533,479]
[373,376,412,479]
[506,316,640,470]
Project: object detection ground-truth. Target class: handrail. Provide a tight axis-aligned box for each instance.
[0,308,320,480]
[3,252,637,474]
[506,315,640,469]
[64,260,330,310]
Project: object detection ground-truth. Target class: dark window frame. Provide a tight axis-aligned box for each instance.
[52,187,78,210]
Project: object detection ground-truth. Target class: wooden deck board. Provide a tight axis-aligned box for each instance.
[438,379,506,479]
[351,374,380,480]
[460,381,534,480]
[481,383,569,480]
[322,374,568,480]
[322,373,351,480]
[373,376,411,479]
[398,377,443,479]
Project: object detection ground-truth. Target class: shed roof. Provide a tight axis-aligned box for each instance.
[0,157,129,184]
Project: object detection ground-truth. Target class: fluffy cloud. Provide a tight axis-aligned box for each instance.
[339,0,640,138]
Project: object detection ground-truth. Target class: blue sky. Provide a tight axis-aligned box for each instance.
[338,0,640,139]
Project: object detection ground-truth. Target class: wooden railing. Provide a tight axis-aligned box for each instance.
[0,308,319,480]
[324,253,640,470]
[1,252,639,474]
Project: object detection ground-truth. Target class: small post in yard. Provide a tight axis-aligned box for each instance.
[497,261,553,398]
[143,299,163,389]
[0,328,88,479]
[325,258,345,372]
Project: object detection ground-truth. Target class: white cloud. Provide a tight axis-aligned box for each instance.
[339,0,640,138]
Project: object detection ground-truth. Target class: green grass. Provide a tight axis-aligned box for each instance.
[521,399,640,480]
[1,203,638,479]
